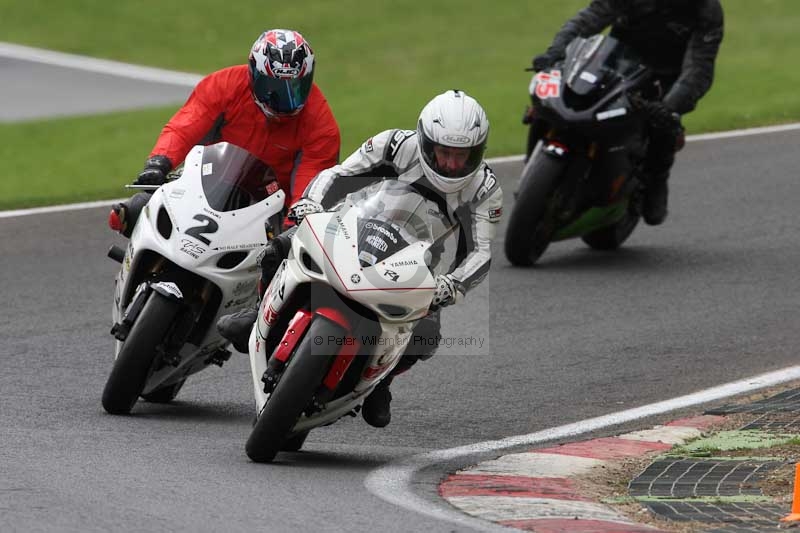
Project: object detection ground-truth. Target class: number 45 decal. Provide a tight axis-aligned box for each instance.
[530,70,561,100]
[185,214,219,246]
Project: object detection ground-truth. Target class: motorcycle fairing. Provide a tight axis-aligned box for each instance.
[248,182,438,425]
[111,142,284,392]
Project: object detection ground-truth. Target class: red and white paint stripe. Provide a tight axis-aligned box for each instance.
[439,415,724,532]
[365,366,800,531]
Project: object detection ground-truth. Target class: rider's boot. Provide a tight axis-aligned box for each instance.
[216,306,258,353]
[362,375,394,428]
[641,114,679,226]
[216,228,296,352]
[361,311,442,428]
[642,173,669,226]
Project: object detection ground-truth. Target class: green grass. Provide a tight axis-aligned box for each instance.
[665,430,800,457]
[0,108,175,209]
[2,0,800,208]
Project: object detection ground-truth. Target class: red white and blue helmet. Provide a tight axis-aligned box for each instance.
[248,29,315,117]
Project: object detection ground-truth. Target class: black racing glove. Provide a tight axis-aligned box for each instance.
[134,155,173,186]
[648,101,681,131]
[532,52,557,72]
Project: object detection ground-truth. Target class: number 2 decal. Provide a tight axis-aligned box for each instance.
[185,214,219,246]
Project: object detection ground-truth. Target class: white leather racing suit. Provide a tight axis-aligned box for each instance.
[303,128,503,297]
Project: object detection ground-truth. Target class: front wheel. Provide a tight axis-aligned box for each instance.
[101,292,179,414]
[504,153,565,266]
[141,379,186,403]
[581,212,640,250]
[281,430,310,452]
[245,317,343,463]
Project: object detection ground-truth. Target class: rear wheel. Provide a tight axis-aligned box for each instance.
[101,293,179,414]
[245,317,343,463]
[581,212,640,250]
[504,154,564,266]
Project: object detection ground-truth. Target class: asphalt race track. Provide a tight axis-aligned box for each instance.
[1,54,799,532]
[2,130,799,532]
[0,54,192,121]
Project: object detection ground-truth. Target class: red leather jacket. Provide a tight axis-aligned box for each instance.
[150,65,340,205]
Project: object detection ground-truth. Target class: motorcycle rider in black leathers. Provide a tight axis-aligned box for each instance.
[218,90,502,428]
[530,0,724,225]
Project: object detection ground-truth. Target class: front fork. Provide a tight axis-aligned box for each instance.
[249,304,363,417]
[110,280,190,368]
[540,138,597,222]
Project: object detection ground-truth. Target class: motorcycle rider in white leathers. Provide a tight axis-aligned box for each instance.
[219,89,502,427]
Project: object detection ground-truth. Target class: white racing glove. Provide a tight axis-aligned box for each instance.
[288,198,323,224]
[430,274,462,311]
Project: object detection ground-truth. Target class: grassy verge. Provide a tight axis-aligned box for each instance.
[0,108,174,209]
[2,1,800,208]
[594,383,800,532]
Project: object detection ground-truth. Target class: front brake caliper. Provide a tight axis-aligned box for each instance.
[261,357,285,394]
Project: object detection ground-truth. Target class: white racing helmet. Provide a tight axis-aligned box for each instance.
[417,90,489,193]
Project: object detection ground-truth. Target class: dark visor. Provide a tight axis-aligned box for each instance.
[419,133,485,178]
[251,70,313,114]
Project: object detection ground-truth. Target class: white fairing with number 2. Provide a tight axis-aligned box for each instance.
[111,142,285,395]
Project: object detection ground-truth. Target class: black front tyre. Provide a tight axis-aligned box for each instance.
[281,430,310,452]
[581,212,640,250]
[504,153,565,266]
[141,379,186,403]
[245,317,343,463]
[102,293,179,415]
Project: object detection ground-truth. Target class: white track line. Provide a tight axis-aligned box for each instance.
[6,119,798,219]
[0,42,201,86]
[5,118,799,220]
[486,122,800,165]
[1,42,799,219]
[0,199,127,219]
[364,365,800,529]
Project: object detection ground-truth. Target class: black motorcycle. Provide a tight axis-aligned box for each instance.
[506,34,657,266]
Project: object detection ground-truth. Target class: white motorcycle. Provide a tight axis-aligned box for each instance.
[245,180,442,462]
[102,142,285,415]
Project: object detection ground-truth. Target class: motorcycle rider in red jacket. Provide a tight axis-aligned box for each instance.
[109,28,340,237]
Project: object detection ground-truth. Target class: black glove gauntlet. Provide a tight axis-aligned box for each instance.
[134,155,172,185]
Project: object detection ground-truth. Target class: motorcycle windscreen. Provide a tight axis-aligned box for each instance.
[563,34,644,96]
[199,142,279,212]
[340,181,435,268]
[357,219,412,267]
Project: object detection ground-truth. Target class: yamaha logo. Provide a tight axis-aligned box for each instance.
[390,259,418,267]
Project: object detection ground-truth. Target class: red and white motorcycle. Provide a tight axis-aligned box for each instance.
[102,142,285,414]
[245,180,441,462]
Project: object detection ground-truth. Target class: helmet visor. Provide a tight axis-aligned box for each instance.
[420,133,485,178]
[251,69,313,115]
